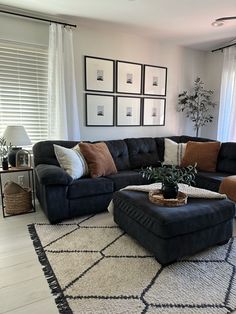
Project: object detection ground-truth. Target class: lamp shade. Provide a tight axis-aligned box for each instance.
[3,125,31,146]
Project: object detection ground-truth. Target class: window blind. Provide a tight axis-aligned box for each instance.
[0,41,48,143]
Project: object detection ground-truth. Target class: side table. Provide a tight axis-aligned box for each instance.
[0,167,36,218]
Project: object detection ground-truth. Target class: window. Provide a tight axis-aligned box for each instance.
[0,40,48,143]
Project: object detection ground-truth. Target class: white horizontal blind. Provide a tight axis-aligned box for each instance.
[0,41,48,143]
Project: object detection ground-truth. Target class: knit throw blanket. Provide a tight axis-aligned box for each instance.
[108,183,226,214]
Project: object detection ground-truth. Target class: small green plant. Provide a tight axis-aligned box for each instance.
[0,137,11,161]
[177,77,217,137]
[140,164,197,187]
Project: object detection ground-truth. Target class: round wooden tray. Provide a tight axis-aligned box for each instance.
[149,189,187,207]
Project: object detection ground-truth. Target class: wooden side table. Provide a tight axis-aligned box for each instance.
[0,167,36,218]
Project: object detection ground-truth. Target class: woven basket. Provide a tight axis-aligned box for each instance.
[4,181,32,214]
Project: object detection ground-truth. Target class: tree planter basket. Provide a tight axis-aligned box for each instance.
[4,181,32,214]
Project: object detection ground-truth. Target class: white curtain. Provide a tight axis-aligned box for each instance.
[217,46,236,142]
[48,23,80,140]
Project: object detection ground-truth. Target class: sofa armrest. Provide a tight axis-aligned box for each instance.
[35,164,73,185]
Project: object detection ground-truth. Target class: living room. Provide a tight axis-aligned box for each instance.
[0,0,236,313]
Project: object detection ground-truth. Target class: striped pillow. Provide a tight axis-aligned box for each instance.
[163,138,187,166]
[54,144,88,179]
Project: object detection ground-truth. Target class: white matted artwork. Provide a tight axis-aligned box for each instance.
[116,96,141,126]
[86,94,114,126]
[116,61,142,94]
[144,65,167,96]
[85,56,115,93]
[143,98,166,126]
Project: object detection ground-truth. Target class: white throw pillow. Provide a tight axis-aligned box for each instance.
[54,144,88,179]
[163,138,187,166]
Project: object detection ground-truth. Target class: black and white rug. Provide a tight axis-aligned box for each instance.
[28,212,236,314]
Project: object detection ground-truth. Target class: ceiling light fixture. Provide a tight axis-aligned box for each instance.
[212,16,236,27]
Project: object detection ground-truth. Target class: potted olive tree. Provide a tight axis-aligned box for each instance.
[177,77,217,137]
[141,164,197,199]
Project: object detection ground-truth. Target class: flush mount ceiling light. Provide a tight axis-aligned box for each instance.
[212,16,236,27]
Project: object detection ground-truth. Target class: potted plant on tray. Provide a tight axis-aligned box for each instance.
[141,164,197,199]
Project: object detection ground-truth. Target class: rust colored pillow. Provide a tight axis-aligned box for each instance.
[181,141,221,172]
[79,142,117,178]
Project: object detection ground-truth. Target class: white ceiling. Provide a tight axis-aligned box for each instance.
[0,0,236,50]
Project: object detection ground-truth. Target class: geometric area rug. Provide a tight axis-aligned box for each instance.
[28,212,236,314]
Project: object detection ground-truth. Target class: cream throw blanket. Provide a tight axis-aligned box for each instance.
[108,183,226,214]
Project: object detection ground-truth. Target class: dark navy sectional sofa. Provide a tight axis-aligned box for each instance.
[33,135,236,223]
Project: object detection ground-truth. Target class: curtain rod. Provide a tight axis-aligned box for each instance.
[212,42,236,52]
[0,9,77,28]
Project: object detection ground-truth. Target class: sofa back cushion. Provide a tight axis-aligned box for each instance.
[33,140,79,167]
[180,135,212,143]
[125,137,159,169]
[217,142,236,174]
[105,140,130,171]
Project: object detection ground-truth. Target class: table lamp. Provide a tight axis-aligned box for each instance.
[3,125,31,167]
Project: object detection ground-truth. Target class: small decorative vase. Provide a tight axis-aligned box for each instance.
[2,157,9,170]
[162,183,178,199]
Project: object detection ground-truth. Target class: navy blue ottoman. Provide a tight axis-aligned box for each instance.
[113,190,235,265]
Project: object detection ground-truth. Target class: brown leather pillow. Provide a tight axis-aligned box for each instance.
[79,142,117,178]
[181,141,221,172]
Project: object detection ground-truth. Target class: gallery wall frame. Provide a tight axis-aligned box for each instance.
[143,64,167,96]
[84,56,115,93]
[142,97,166,126]
[116,60,142,95]
[85,93,115,126]
[116,96,141,126]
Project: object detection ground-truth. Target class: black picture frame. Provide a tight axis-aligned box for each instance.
[142,97,166,126]
[116,60,142,95]
[116,96,141,126]
[143,64,167,96]
[85,93,115,126]
[84,56,115,93]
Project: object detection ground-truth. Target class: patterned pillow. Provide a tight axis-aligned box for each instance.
[54,144,88,179]
[163,138,187,166]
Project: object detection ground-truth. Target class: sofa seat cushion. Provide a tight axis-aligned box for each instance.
[67,177,114,199]
[196,171,229,192]
[106,170,149,191]
[113,190,235,239]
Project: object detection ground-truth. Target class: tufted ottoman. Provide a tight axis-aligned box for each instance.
[113,190,235,265]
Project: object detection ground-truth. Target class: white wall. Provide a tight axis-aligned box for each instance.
[0,14,48,46]
[0,13,207,142]
[200,51,223,139]
[74,21,207,141]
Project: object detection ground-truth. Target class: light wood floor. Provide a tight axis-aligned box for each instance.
[0,203,235,314]
[0,204,58,314]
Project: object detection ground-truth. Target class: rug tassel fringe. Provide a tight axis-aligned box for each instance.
[28,224,72,314]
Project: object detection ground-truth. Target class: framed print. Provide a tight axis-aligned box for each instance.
[86,93,114,126]
[142,98,166,126]
[116,96,141,126]
[116,61,142,94]
[144,65,167,96]
[85,56,115,93]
